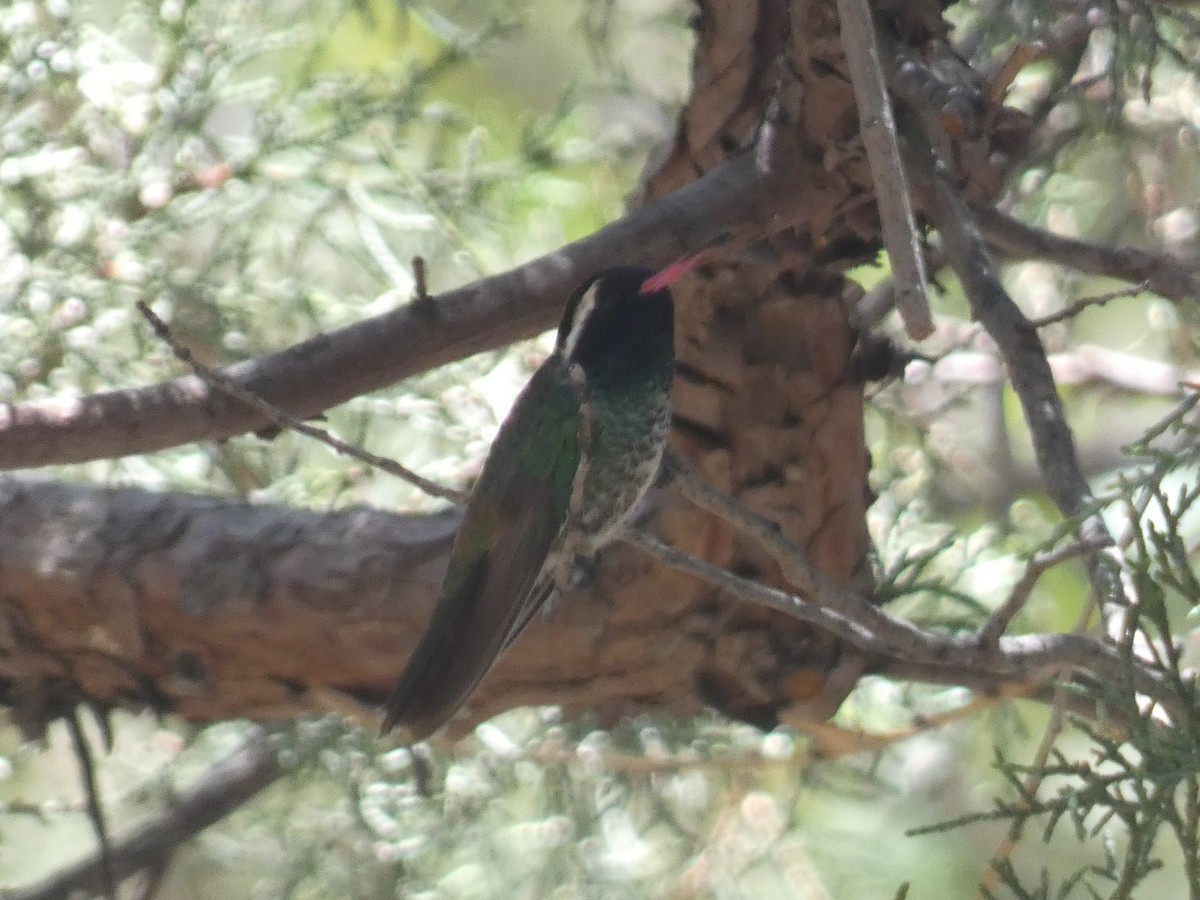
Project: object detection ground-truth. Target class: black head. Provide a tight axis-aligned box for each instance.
[556,266,678,377]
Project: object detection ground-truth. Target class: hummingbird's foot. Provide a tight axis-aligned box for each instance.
[567,555,598,590]
[539,554,602,627]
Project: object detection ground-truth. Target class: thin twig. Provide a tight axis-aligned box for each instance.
[412,256,429,304]
[977,578,1103,898]
[660,452,950,657]
[136,302,466,505]
[875,660,1130,726]
[662,452,821,591]
[621,529,893,656]
[976,537,1110,647]
[65,711,116,900]
[975,685,1069,899]
[654,452,1183,723]
[799,691,1012,760]
[837,0,933,339]
[1027,281,1150,328]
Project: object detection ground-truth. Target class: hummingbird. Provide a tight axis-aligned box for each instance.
[381,259,700,740]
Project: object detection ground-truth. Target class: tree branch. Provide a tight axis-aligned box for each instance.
[136,302,466,505]
[5,728,284,900]
[976,538,1108,647]
[621,528,1177,718]
[0,144,815,471]
[64,710,116,900]
[921,344,1200,396]
[651,455,1176,717]
[1026,281,1150,328]
[837,0,933,339]
[896,105,1129,626]
[976,206,1200,302]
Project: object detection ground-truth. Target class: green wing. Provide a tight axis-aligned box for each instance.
[382,362,579,739]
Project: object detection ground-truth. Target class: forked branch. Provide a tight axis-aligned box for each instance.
[631,456,1176,723]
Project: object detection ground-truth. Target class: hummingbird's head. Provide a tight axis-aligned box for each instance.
[556,259,701,373]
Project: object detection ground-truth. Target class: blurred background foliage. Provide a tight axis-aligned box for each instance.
[2,0,1200,896]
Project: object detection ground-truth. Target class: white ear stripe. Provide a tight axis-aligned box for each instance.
[561,280,598,361]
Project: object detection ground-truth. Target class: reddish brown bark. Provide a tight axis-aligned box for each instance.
[0,0,1023,735]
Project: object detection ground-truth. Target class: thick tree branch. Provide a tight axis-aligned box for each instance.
[0,476,458,727]
[0,144,816,471]
[0,472,857,735]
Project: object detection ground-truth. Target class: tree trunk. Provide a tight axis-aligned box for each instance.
[0,0,1018,737]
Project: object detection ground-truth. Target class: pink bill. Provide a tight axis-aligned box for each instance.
[639,249,712,295]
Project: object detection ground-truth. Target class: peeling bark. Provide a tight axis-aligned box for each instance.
[0,478,456,729]
[0,0,1027,735]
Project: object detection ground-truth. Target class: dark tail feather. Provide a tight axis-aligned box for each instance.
[380,618,489,741]
[381,578,555,740]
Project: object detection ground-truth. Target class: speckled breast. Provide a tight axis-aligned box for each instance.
[578,368,674,546]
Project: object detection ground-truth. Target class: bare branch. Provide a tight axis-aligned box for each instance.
[6,728,285,900]
[652,454,1179,716]
[976,538,1110,647]
[137,302,466,505]
[621,529,892,654]
[1027,281,1151,328]
[0,143,815,471]
[922,345,1199,396]
[977,206,1200,303]
[661,452,941,657]
[837,0,933,339]
[621,527,1177,718]
[896,105,1128,625]
[65,711,116,900]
